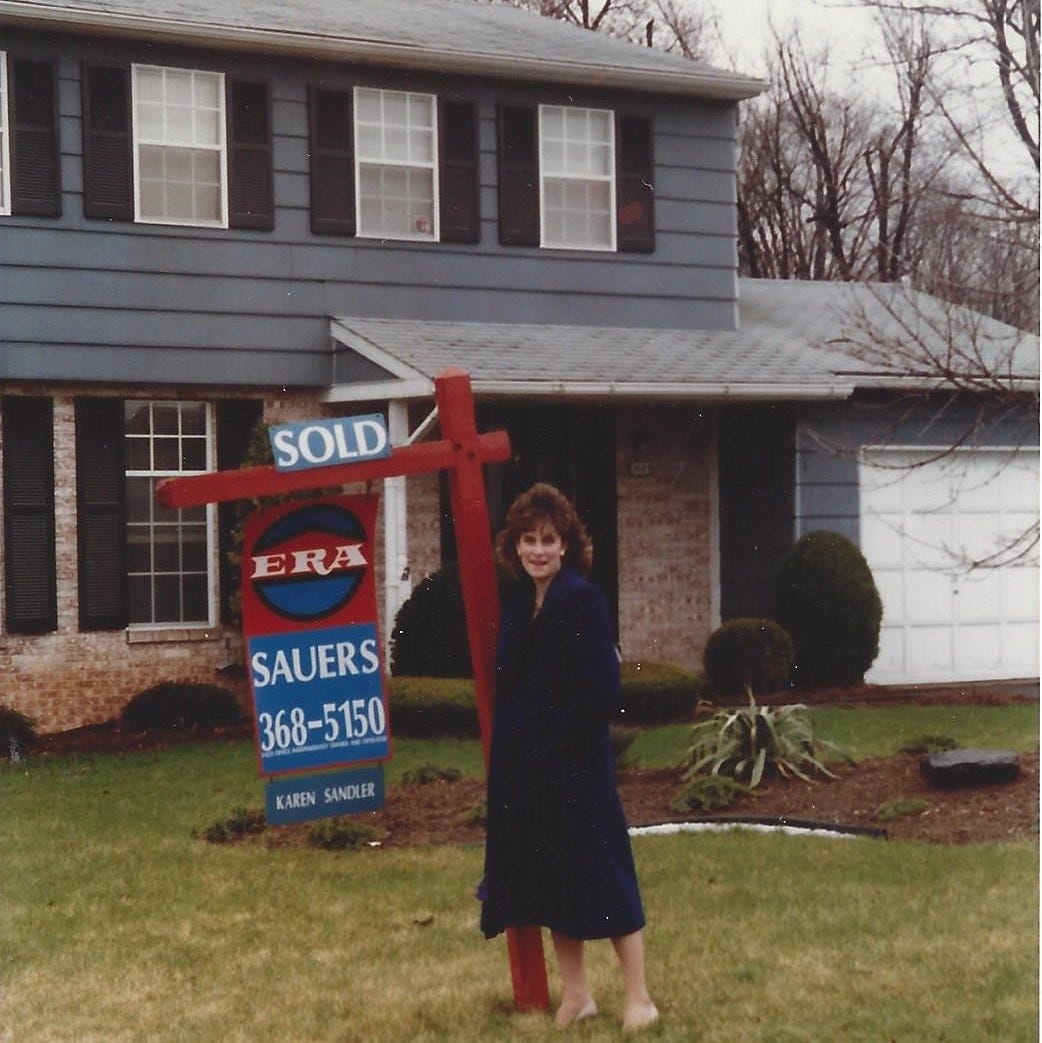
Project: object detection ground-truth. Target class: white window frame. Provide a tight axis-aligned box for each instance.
[539,104,616,252]
[354,86,439,242]
[124,400,217,630]
[0,53,11,216]
[131,64,228,228]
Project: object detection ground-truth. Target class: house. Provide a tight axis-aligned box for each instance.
[0,0,1036,733]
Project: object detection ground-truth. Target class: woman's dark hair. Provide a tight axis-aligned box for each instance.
[495,483,594,578]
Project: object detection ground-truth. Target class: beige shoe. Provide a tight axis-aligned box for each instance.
[622,1001,660,1033]
[555,997,598,1028]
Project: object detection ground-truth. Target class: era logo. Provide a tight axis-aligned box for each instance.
[249,503,369,622]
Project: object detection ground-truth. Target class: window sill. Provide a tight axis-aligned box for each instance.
[126,626,223,645]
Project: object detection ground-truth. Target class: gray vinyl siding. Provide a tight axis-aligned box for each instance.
[0,32,741,388]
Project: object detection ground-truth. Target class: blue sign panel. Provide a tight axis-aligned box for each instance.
[269,414,390,473]
[248,621,389,775]
[266,765,385,826]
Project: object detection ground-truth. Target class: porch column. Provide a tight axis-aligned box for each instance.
[384,399,412,657]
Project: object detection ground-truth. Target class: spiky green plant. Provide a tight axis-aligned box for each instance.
[681,688,846,788]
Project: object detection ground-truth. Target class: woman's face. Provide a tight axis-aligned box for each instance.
[516,522,566,587]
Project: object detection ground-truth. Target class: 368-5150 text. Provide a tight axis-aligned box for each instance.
[258,698,386,753]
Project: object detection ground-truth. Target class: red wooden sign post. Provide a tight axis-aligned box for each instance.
[157,368,551,1013]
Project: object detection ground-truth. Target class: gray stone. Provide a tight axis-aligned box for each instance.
[920,748,1020,788]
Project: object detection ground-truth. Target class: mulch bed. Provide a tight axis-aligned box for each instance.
[29,683,1039,846]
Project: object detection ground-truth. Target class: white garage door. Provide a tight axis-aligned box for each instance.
[860,447,1039,684]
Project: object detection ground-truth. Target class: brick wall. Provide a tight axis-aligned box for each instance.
[616,405,718,672]
[1,391,718,732]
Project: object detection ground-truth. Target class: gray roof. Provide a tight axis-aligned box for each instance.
[0,0,766,99]
[327,280,1040,403]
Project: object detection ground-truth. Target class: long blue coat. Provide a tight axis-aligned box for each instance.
[480,566,645,940]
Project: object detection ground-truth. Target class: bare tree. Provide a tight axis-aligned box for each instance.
[737,30,944,285]
[857,0,1040,330]
[491,0,712,55]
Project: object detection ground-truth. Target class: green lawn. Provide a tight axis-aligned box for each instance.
[1,704,1037,1042]
[626,701,1040,769]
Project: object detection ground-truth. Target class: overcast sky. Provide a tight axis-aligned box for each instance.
[708,0,888,78]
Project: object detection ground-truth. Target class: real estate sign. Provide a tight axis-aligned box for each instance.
[241,494,390,779]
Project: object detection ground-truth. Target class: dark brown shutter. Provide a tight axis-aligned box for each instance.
[439,99,480,244]
[616,114,655,253]
[2,397,57,633]
[308,86,355,236]
[9,57,61,217]
[496,103,539,246]
[75,398,127,631]
[82,63,133,221]
[228,79,274,230]
[216,399,263,625]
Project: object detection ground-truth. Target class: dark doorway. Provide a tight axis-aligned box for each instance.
[440,401,618,626]
[717,403,796,620]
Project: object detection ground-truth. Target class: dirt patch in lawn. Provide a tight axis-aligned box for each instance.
[32,683,1039,846]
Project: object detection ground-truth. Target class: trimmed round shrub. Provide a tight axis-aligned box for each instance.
[390,564,472,678]
[121,681,245,733]
[0,705,38,760]
[702,618,793,695]
[774,530,883,688]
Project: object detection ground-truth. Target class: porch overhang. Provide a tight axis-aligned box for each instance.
[324,316,859,406]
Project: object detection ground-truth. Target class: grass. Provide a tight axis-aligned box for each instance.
[1,703,1038,1042]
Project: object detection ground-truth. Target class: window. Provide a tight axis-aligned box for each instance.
[124,400,214,626]
[308,86,478,242]
[0,55,10,215]
[354,87,438,240]
[539,105,615,251]
[132,65,227,227]
[76,398,260,632]
[497,104,654,253]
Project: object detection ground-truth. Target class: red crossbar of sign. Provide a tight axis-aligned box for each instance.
[155,370,550,1014]
[156,431,511,508]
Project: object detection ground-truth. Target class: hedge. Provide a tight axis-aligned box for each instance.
[387,661,701,738]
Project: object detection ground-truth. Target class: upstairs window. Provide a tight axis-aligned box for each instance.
[540,105,615,251]
[308,85,478,242]
[498,104,654,253]
[132,65,227,227]
[84,64,272,228]
[124,400,213,626]
[355,87,438,240]
[0,55,9,215]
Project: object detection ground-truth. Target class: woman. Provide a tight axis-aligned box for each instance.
[480,483,658,1033]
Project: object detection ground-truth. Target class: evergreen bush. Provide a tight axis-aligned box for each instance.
[121,681,245,733]
[702,618,794,695]
[774,530,883,688]
[389,564,472,678]
[387,676,480,738]
[617,661,702,723]
[386,662,701,739]
[0,705,38,760]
